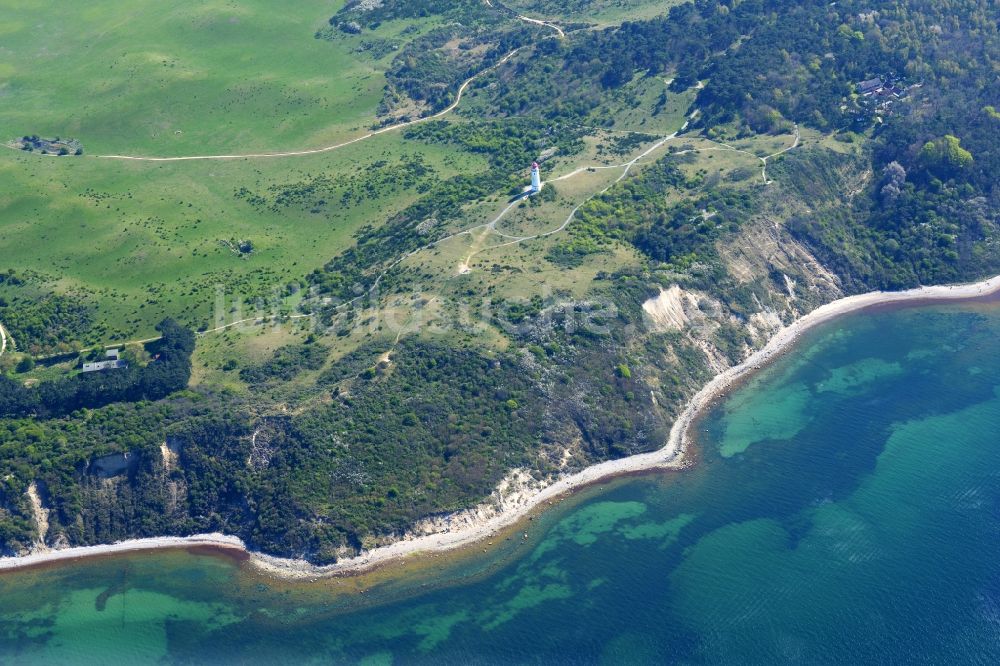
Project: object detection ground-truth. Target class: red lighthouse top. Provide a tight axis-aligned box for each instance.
[531,162,539,169]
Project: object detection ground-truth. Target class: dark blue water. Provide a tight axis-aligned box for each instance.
[2,300,999,664]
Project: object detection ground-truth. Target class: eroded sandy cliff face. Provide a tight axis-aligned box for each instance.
[645,216,841,354]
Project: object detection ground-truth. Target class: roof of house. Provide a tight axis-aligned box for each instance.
[81,359,127,373]
[858,78,883,93]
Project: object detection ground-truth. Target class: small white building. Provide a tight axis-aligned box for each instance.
[530,162,541,192]
[82,348,127,373]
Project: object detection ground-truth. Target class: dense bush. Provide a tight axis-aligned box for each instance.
[0,278,95,354]
[239,343,328,384]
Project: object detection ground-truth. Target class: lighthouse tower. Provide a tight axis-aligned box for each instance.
[530,162,541,193]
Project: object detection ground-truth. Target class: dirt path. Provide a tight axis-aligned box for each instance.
[514,14,565,38]
[485,0,566,38]
[199,313,314,336]
[687,125,800,185]
[335,129,674,307]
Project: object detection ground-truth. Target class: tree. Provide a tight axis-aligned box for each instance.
[880,161,907,201]
[601,54,634,88]
[919,135,973,178]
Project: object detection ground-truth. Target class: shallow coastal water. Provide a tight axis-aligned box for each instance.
[3,299,1000,664]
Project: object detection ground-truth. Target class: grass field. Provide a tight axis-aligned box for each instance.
[0,0,518,355]
[0,133,487,342]
[0,0,392,155]
[608,75,696,135]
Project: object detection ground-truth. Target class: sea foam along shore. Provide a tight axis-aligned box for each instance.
[2,275,1000,579]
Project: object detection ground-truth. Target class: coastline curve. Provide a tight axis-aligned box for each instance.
[2,274,1000,579]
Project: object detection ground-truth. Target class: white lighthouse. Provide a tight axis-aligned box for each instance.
[530,162,541,193]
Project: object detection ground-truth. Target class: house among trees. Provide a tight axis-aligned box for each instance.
[851,75,911,128]
[81,348,127,373]
[857,76,908,99]
[857,78,884,95]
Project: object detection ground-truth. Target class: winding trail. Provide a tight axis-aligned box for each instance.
[686,125,800,184]
[460,133,675,267]
[342,129,676,308]
[199,313,314,336]
[454,122,800,270]
[760,125,800,183]
[513,14,565,38]
[94,48,524,163]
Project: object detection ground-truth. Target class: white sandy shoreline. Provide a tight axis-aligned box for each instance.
[0,534,247,572]
[3,275,1000,579]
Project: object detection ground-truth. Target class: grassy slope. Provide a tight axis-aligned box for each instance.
[0,0,806,399]
[0,0,701,351]
[0,136,486,342]
[0,0,381,155]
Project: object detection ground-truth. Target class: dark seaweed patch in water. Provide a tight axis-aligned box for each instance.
[0,616,54,653]
[94,566,131,611]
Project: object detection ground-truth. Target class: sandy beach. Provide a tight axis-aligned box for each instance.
[0,533,246,572]
[3,274,1000,579]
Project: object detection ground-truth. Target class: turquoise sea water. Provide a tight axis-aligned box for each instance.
[2,299,1000,664]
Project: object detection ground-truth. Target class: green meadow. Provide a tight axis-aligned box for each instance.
[0,0,500,351]
[0,0,385,156]
[0,134,486,342]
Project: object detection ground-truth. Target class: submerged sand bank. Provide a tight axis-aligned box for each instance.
[3,275,999,578]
